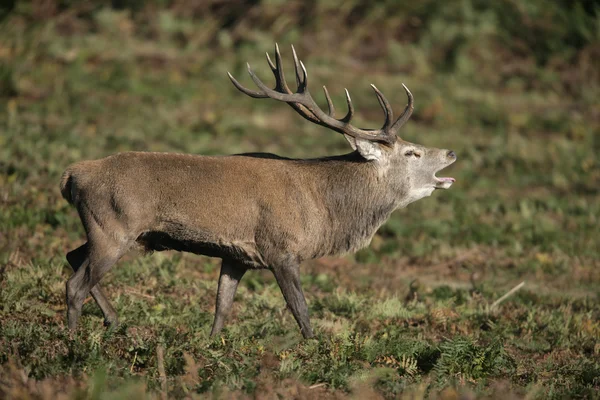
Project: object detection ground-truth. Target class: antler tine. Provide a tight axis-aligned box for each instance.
[264,46,325,124]
[250,55,323,124]
[298,61,309,93]
[291,45,304,88]
[274,43,292,94]
[227,72,268,99]
[246,62,301,102]
[266,45,320,123]
[341,89,354,123]
[390,83,414,132]
[370,84,393,130]
[265,45,291,95]
[265,52,275,71]
[322,86,335,117]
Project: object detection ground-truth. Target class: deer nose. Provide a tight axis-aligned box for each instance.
[447,150,457,159]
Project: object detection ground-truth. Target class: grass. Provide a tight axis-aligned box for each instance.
[1,1,599,399]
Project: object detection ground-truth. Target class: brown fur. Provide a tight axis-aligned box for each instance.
[61,151,390,266]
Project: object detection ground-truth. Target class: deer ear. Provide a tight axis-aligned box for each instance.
[344,134,383,161]
[355,138,384,161]
[343,134,357,150]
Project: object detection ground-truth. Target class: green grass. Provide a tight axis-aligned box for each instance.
[1,1,599,399]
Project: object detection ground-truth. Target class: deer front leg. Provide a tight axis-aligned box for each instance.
[210,259,247,337]
[271,260,314,339]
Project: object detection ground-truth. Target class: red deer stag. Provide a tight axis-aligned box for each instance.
[60,44,456,338]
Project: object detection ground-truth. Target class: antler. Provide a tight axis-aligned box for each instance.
[228,44,414,146]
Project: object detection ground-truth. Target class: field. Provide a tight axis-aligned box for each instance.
[0,1,599,398]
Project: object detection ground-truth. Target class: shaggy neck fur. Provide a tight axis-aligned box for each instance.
[303,152,405,257]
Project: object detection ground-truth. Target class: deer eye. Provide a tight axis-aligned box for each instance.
[405,150,421,158]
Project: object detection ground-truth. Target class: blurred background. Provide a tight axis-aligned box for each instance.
[0,1,599,399]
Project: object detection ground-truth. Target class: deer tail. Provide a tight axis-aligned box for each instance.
[59,168,75,205]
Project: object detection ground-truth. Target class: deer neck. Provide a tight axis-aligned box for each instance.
[311,153,403,256]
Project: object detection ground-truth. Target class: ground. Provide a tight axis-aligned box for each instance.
[0,1,599,399]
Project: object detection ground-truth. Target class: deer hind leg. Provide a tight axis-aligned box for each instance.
[66,243,119,327]
[210,259,247,337]
[66,221,130,330]
[271,259,314,339]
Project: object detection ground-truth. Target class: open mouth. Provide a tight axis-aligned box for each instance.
[433,154,457,189]
[434,170,456,189]
[435,176,456,189]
